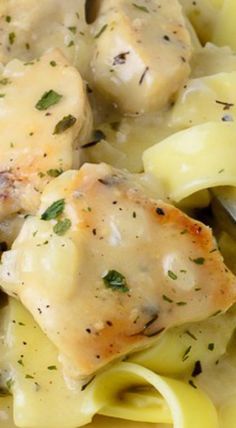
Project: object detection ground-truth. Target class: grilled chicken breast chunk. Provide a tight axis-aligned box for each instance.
[91,0,192,114]
[0,49,92,220]
[1,163,235,378]
[0,0,91,77]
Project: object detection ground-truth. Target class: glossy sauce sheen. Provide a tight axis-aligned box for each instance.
[1,163,236,378]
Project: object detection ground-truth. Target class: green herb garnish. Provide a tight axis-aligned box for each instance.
[47,365,57,370]
[25,374,34,379]
[208,343,215,351]
[132,3,149,12]
[182,345,192,361]
[168,270,178,280]
[162,294,173,303]
[41,199,65,221]
[35,90,62,111]
[102,270,129,293]
[9,32,15,45]
[53,114,76,134]
[185,330,197,340]
[53,218,71,236]
[68,26,77,34]
[47,168,63,177]
[189,257,205,265]
[94,24,108,39]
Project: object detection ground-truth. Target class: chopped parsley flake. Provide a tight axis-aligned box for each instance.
[47,168,63,177]
[47,365,57,370]
[182,345,192,361]
[53,114,76,134]
[35,90,62,111]
[41,199,65,221]
[50,60,57,67]
[185,330,197,340]
[9,32,15,45]
[208,343,215,351]
[189,257,205,265]
[94,24,108,39]
[102,270,129,293]
[162,294,173,303]
[53,218,71,236]
[68,26,77,34]
[5,15,11,23]
[168,270,178,280]
[132,3,149,13]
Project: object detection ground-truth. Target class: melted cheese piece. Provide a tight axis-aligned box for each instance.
[90,0,192,114]
[0,49,92,220]
[0,0,92,77]
[0,163,235,378]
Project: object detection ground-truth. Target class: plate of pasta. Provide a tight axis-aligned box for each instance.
[0,1,236,427]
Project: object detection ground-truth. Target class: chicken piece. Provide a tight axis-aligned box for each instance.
[0,49,92,220]
[0,0,92,77]
[90,0,192,114]
[0,163,235,379]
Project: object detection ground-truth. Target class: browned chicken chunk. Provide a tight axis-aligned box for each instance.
[1,163,235,378]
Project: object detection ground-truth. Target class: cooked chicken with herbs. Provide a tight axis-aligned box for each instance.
[0,0,92,77]
[90,0,192,114]
[0,49,92,220]
[1,163,235,378]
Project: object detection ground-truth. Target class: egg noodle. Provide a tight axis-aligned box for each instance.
[0,1,236,428]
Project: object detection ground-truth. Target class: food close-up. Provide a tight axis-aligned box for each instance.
[1,1,236,427]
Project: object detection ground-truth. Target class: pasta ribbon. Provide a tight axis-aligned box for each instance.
[213,0,236,51]
[129,308,236,376]
[169,72,236,130]
[5,299,92,428]
[83,362,218,427]
[143,122,236,202]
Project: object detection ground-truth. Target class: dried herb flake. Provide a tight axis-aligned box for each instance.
[102,270,129,293]
[41,199,65,221]
[35,90,62,111]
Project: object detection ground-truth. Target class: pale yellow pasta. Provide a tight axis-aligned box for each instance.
[129,308,236,376]
[3,298,220,428]
[5,299,91,428]
[143,122,236,201]
[169,72,236,130]
[212,0,236,51]
[180,0,222,43]
[191,44,236,78]
[84,362,218,428]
